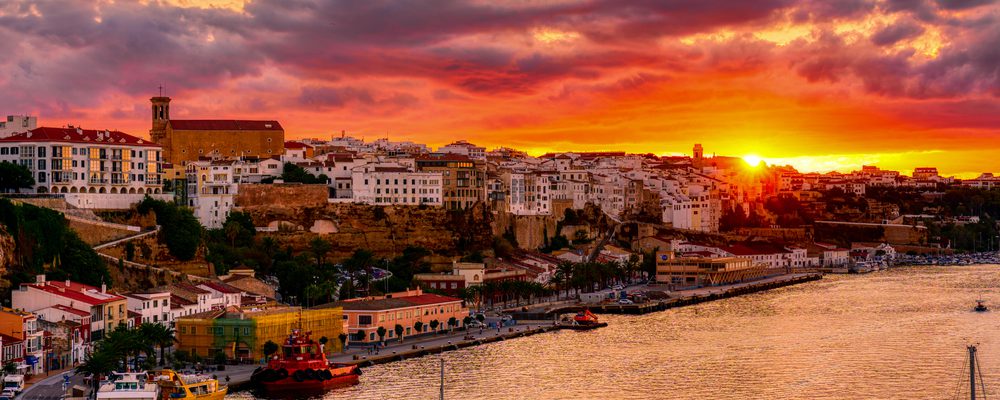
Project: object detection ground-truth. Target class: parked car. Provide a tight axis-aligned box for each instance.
[612,284,625,291]
[617,298,634,305]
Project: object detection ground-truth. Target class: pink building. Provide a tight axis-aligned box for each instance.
[317,288,467,345]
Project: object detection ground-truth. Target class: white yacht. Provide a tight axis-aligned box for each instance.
[96,372,160,400]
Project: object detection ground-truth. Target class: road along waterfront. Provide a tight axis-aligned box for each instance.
[229,265,1000,399]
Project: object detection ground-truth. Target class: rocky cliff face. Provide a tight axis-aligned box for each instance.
[0,225,14,291]
[239,201,495,261]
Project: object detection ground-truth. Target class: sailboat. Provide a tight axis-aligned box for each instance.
[964,345,988,400]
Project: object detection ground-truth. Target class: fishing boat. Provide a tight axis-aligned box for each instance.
[96,372,160,400]
[250,329,361,393]
[975,299,989,312]
[152,370,227,400]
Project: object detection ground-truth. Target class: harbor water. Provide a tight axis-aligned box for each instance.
[230,265,1000,399]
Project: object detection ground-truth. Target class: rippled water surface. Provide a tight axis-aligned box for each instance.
[231,265,1000,399]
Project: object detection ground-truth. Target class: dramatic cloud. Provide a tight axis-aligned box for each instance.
[0,0,999,175]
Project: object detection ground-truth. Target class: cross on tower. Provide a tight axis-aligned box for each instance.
[158,85,163,97]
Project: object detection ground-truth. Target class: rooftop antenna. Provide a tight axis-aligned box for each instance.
[158,84,163,97]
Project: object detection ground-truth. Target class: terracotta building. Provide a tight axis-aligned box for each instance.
[149,96,284,165]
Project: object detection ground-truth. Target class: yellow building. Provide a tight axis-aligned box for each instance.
[655,252,767,287]
[149,96,284,165]
[175,306,344,361]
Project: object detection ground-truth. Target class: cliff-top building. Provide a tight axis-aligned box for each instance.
[149,96,285,165]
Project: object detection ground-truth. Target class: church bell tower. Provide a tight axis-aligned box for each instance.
[150,92,171,144]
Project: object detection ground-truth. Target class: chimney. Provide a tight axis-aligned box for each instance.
[36,275,45,285]
[101,282,107,293]
[66,279,70,287]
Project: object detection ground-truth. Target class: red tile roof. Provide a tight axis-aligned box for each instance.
[23,283,125,306]
[199,281,243,294]
[397,294,462,306]
[52,304,91,317]
[0,127,158,147]
[169,120,283,131]
[0,333,23,345]
[284,141,312,149]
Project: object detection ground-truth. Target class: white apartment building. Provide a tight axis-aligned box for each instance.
[0,127,165,206]
[186,159,240,228]
[350,164,443,206]
[122,290,172,326]
[0,115,37,138]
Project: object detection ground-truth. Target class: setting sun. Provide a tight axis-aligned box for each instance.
[743,155,764,168]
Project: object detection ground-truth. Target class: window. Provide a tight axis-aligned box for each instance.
[358,315,372,326]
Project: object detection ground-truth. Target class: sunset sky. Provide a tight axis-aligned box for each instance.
[1,0,998,177]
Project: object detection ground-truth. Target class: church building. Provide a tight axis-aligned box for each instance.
[149,96,285,165]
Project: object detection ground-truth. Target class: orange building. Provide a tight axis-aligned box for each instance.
[149,96,285,164]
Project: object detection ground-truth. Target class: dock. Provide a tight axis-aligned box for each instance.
[516,272,823,319]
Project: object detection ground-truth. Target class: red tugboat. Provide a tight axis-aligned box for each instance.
[250,329,361,394]
[573,309,600,325]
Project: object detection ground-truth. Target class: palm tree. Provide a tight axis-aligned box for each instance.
[413,321,424,335]
[140,323,176,366]
[76,350,117,393]
[309,237,332,269]
[337,333,348,353]
[263,341,279,358]
[376,326,387,343]
[394,324,404,343]
[556,262,574,299]
[429,320,439,333]
[548,272,565,300]
[463,316,472,328]
[448,317,458,332]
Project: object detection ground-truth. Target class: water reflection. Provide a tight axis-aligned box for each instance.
[230,265,1000,399]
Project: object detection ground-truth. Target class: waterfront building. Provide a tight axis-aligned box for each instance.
[174,306,344,360]
[0,308,46,375]
[413,262,528,295]
[0,127,165,207]
[12,275,127,341]
[0,115,37,138]
[316,288,466,345]
[654,253,768,287]
[149,96,284,165]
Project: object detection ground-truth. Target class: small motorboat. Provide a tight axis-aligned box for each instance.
[975,299,989,312]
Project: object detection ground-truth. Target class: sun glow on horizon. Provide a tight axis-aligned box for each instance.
[742,154,763,168]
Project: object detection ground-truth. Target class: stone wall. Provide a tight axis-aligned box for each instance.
[235,184,329,208]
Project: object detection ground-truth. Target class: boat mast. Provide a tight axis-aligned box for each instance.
[440,357,445,400]
[971,345,977,400]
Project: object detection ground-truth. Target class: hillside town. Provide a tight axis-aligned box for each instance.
[0,98,997,396]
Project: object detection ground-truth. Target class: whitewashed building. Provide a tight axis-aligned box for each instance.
[0,127,166,207]
[350,164,443,206]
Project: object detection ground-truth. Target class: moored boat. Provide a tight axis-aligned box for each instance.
[573,309,600,326]
[96,372,160,400]
[975,299,989,312]
[250,329,361,394]
[152,370,227,400]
